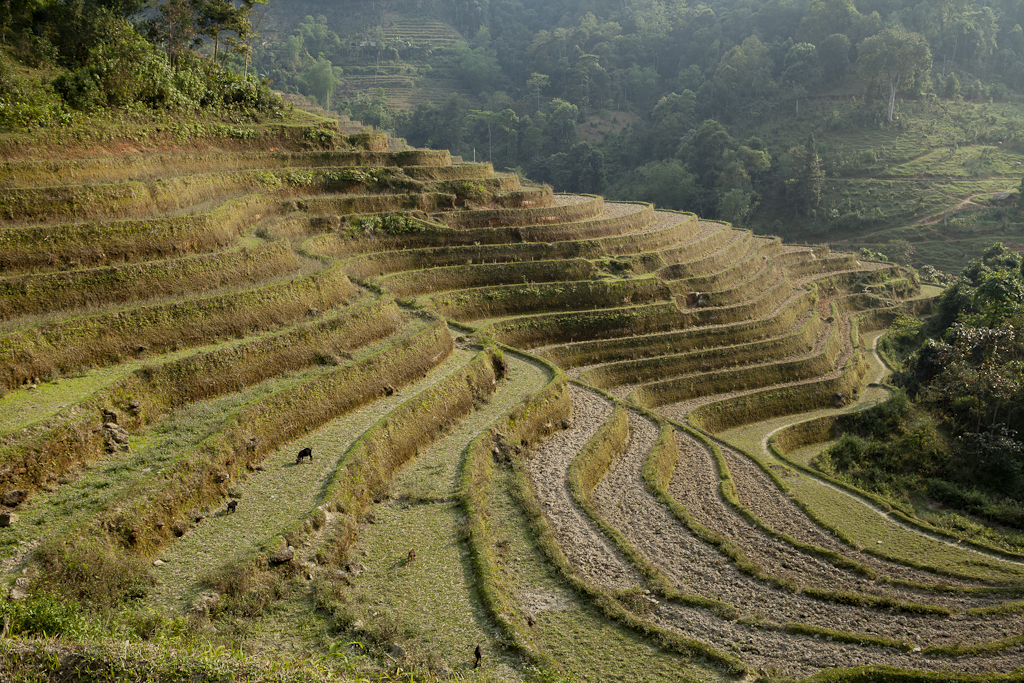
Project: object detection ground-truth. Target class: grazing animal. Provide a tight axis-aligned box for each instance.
[474,645,482,668]
[296,447,313,464]
[226,500,238,514]
[407,549,416,563]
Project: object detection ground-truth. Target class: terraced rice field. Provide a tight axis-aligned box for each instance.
[0,121,1021,683]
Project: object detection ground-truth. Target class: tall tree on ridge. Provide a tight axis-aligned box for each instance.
[858,27,932,122]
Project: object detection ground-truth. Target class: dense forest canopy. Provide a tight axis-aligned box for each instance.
[0,0,279,124]
[251,0,1024,253]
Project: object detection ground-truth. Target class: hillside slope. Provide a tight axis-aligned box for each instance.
[0,115,1022,683]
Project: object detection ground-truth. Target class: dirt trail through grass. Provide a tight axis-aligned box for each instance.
[342,351,551,677]
[717,442,996,596]
[143,347,478,613]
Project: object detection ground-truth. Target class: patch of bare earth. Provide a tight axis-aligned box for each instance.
[524,384,642,591]
[544,387,1024,678]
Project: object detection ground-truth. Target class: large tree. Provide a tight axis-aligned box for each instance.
[858,27,932,122]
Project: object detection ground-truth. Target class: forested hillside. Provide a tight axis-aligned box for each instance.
[256,0,1024,271]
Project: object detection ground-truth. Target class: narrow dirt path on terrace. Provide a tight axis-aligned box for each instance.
[674,430,1024,627]
[722,333,1024,581]
[144,347,478,613]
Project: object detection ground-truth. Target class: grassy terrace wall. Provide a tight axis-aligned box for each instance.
[655,228,754,279]
[631,316,844,408]
[785,254,864,278]
[0,195,273,272]
[311,204,692,266]
[569,402,630,495]
[0,150,451,188]
[689,316,871,432]
[103,319,456,554]
[488,302,681,348]
[432,277,672,322]
[674,277,795,328]
[433,194,603,228]
[578,312,822,388]
[672,260,784,308]
[0,298,405,493]
[663,241,784,294]
[0,166,464,224]
[622,214,715,274]
[318,346,499,559]
[302,200,663,255]
[770,414,839,455]
[282,193,458,226]
[377,258,598,297]
[340,242,614,281]
[495,185,555,208]
[402,162,495,181]
[0,264,357,393]
[539,291,813,368]
[327,211,700,283]
[0,240,298,319]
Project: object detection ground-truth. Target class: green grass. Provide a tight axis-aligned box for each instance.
[327,351,549,673]
[758,97,1024,274]
[0,361,342,562]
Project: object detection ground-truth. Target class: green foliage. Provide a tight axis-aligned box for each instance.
[877,239,915,266]
[351,213,424,236]
[880,315,924,366]
[925,479,1024,531]
[0,593,88,638]
[858,28,932,121]
[302,56,341,110]
[0,1,281,125]
[458,44,502,92]
[812,392,948,499]
[887,242,1024,524]
[302,126,337,148]
[345,88,393,130]
[613,160,695,211]
[117,607,189,641]
[0,49,74,129]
